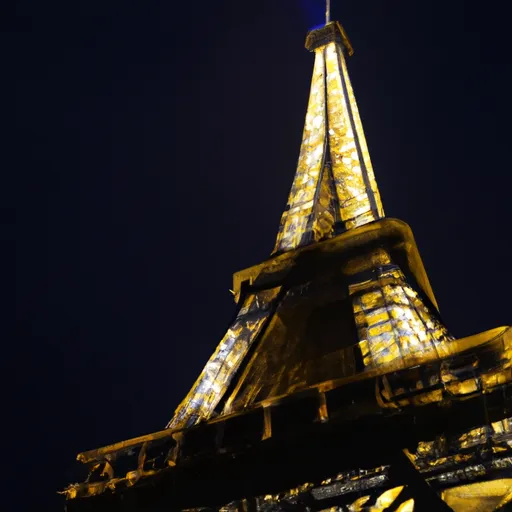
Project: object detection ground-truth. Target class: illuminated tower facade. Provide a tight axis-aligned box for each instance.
[63,19,512,512]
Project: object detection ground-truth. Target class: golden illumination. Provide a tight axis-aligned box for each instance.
[167,287,281,429]
[348,495,371,511]
[441,479,512,512]
[395,499,415,512]
[273,49,327,252]
[325,42,384,228]
[64,18,512,512]
[372,486,405,510]
[350,253,452,369]
[273,34,384,254]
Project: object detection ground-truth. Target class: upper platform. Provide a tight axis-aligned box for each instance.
[235,218,438,311]
[305,20,354,54]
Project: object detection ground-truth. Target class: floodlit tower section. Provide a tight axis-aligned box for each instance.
[62,16,512,512]
[166,22,453,432]
[273,22,384,254]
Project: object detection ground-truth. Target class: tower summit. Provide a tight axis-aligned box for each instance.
[63,8,512,512]
[273,20,383,254]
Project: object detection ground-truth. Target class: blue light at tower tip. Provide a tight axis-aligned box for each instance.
[300,0,325,29]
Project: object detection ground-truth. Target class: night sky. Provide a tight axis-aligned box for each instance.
[7,0,511,509]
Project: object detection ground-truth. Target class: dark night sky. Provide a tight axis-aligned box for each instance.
[6,0,511,509]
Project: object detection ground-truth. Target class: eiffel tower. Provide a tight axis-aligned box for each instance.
[63,8,512,512]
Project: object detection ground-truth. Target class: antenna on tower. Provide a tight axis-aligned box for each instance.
[326,0,331,24]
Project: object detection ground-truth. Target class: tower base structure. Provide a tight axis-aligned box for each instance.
[63,219,512,511]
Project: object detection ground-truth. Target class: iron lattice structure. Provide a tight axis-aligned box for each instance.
[63,21,512,512]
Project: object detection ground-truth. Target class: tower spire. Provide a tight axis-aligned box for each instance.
[326,0,331,24]
[272,21,385,254]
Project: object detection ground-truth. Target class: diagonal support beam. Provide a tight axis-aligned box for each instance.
[388,450,454,511]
